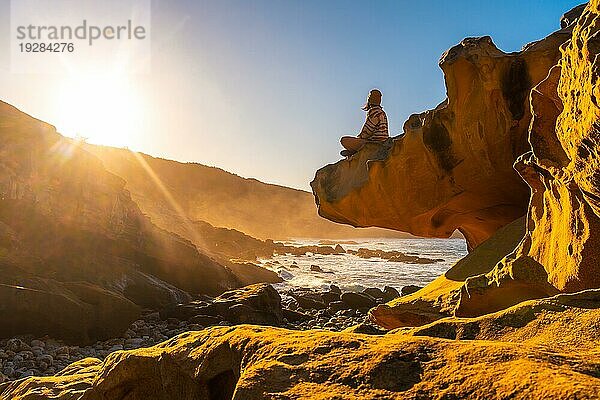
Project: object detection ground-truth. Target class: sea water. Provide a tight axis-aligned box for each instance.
[258,238,468,293]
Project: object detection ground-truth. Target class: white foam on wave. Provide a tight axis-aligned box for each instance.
[260,238,467,292]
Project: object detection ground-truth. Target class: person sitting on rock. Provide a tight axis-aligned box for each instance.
[340,89,389,157]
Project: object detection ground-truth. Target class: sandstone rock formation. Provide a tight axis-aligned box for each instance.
[455,0,600,317]
[314,2,600,328]
[408,288,600,348]
[311,17,576,251]
[3,292,600,400]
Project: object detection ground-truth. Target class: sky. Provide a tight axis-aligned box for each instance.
[0,0,585,190]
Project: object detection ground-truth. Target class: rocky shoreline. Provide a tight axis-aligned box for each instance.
[0,283,412,383]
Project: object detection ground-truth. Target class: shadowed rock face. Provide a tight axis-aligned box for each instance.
[311,27,574,252]
[0,101,241,343]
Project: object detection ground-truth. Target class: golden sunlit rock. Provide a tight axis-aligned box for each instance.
[311,20,575,252]
[316,1,600,329]
[456,0,600,317]
[2,303,600,400]
[369,217,526,329]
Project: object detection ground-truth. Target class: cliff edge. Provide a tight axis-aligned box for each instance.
[311,18,575,252]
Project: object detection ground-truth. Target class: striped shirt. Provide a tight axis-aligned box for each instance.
[359,105,389,141]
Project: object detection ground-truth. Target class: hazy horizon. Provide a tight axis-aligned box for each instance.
[0,0,583,190]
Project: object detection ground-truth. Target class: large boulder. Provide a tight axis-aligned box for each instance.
[213,283,283,325]
[289,290,328,310]
[161,283,284,326]
[0,279,140,344]
[311,21,576,251]
[341,292,377,309]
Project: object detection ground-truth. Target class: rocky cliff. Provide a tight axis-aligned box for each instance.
[0,102,256,343]
[84,145,407,242]
[311,17,575,252]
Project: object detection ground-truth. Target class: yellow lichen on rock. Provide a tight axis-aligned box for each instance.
[406,289,600,351]
[2,322,599,399]
[0,358,101,400]
[541,0,600,289]
[456,0,600,318]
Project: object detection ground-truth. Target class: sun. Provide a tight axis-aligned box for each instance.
[55,73,143,148]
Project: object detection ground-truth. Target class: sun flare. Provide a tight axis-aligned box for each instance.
[55,73,143,148]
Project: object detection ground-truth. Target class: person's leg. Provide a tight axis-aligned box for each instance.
[340,136,367,153]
